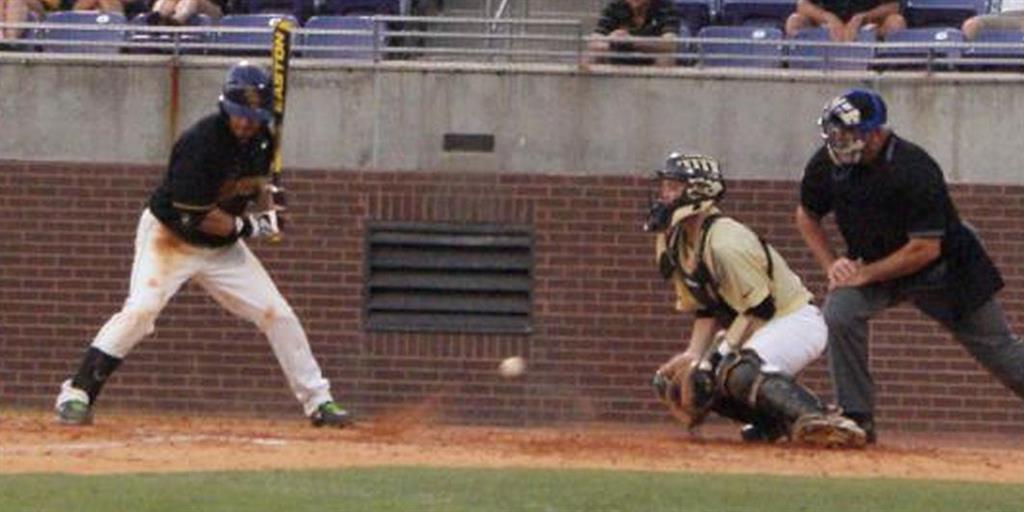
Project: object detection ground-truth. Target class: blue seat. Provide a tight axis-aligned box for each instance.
[39,11,127,54]
[673,0,716,34]
[301,15,380,59]
[904,0,987,28]
[697,26,784,68]
[677,24,693,64]
[963,29,1024,69]
[11,10,43,51]
[238,0,296,14]
[876,27,965,69]
[127,13,212,54]
[215,14,299,55]
[318,0,399,15]
[788,27,875,69]
[721,0,795,27]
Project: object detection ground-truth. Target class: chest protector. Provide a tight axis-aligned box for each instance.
[661,214,774,326]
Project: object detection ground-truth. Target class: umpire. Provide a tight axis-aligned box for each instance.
[795,89,1024,443]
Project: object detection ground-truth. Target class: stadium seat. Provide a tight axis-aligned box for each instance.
[721,0,796,27]
[39,11,127,54]
[301,15,381,59]
[238,0,297,14]
[788,26,875,70]
[215,14,299,56]
[9,10,43,52]
[963,29,1024,70]
[317,0,400,15]
[126,13,212,55]
[875,27,965,70]
[904,0,987,28]
[673,0,717,34]
[697,25,784,68]
[677,24,693,64]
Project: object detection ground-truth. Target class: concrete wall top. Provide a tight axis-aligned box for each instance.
[2,54,1023,184]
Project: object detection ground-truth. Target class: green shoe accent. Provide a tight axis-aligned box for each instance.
[310,401,353,428]
[57,400,93,426]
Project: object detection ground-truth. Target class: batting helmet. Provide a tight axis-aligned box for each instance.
[819,89,887,166]
[219,61,273,123]
[643,152,726,232]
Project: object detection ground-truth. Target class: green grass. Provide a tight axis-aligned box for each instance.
[1,467,1022,512]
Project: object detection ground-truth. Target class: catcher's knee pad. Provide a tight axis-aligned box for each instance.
[715,349,766,407]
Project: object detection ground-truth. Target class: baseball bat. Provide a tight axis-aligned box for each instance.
[269,18,293,243]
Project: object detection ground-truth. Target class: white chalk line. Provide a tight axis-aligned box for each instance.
[0,434,288,455]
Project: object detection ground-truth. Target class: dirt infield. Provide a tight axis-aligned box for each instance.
[2,408,1023,483]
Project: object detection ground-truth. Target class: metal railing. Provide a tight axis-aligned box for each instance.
[2,16,1024,72]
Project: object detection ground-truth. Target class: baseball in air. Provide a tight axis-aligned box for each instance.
[498,356,526,378]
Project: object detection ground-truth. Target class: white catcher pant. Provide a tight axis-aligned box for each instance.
[733,303,828,377]
[90,209,333,415]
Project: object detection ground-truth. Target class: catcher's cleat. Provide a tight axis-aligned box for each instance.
[792,412,867,449]
[845,412,877,444]
[56,399,93,426]
[310,401,353,428]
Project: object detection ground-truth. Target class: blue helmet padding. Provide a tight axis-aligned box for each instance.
[218,61,273,123]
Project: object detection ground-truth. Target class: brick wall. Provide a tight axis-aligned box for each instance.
[2,161,1023,434]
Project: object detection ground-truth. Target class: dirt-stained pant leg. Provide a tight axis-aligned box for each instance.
[821,285,896,417]
[194,241,333,415]
[92,210,198,358]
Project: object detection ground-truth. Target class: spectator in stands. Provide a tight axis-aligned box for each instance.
[145,0,223,24]
[785,0,905,42]
[0,0,45,41]
[586,0,680,67]
[962,0,1024,40]
[73,0,125,14]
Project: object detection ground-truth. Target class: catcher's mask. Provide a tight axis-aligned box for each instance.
[643,152,725,232]
[819,89,887,167]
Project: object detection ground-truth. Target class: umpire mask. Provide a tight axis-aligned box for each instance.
[819,89,887,167]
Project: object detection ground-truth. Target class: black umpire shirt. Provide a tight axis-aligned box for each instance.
[808,0,897,22]
[594,0,681,36]
[800,134,1003,315]
[149,112,273,249]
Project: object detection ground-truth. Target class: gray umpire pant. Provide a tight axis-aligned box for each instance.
[823,285,1024,416]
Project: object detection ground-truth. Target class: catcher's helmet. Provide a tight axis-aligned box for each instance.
[219,61,273,123]
[819,89,887,166]
[643,152,725,232]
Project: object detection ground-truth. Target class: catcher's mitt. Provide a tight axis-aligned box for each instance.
[652,352,716,429]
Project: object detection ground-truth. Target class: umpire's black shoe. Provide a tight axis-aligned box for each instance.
[740,422,785,443]
[845,412,877,444]
[310,401,353,428]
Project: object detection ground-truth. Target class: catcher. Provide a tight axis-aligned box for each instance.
[646,152,865,448]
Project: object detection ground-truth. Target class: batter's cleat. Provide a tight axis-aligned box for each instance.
[310,401,353,428]
[57,399,93,426]
[792,412,867,449]
[55,380,93,426]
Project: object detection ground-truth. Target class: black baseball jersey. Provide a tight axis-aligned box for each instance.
[148,112,274,248]
[594,0,681,36]
[800,134,1003,314]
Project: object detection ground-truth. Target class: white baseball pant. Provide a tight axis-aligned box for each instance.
[90,209,333,415]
